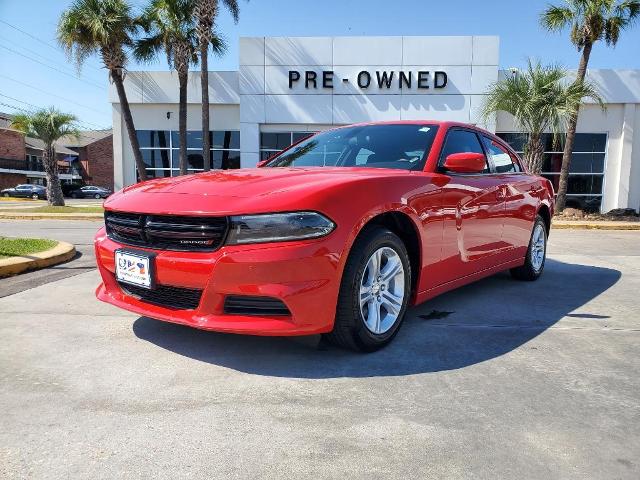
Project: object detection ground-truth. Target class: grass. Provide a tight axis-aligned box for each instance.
[0,206,104,214]
[0,237,58,259]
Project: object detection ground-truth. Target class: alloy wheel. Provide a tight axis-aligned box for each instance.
[359,247,405,334]
[531,223,546,272]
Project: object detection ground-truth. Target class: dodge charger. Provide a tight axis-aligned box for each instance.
[95,121,554,351]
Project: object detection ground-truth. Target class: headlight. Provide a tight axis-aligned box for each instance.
[225,211,335,245]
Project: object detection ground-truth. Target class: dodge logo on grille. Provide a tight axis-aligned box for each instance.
[179,239,215,245]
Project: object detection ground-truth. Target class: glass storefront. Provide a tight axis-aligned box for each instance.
[497,132,607,211]
[259,131,317,161]
[136,130,240,179]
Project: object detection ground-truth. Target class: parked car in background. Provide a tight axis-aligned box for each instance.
[61,183,84,198]
[69,185,112,199]
[96,121,554,352]
[1,184,47,200]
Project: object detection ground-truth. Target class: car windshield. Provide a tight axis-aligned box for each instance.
[264,124,439,170]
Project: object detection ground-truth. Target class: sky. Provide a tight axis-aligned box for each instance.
[0,0,639,130]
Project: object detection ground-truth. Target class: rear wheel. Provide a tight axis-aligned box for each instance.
[94,193,101,199]
[510,215,547,281]
[326,227,411,352]
[2,192,9,197]
[31,193,39,200]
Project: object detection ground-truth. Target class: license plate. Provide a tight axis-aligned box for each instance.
[115,250,154,289]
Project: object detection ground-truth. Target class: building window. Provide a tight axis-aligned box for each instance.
[496,132,607,212]
[259,131,316,161]
[136,130,240,178]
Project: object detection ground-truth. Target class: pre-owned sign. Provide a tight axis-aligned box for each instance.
[288,70,448,90]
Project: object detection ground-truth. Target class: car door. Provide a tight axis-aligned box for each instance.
[437,128,508,283]
[15,185,30,198]
[480,135,540,261]
[80,187,91,198]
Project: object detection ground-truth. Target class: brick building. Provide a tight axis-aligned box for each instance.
[59,130,114,189]
[0,113,113,190]
[0,128,27,190]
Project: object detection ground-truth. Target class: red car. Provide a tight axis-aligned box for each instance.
[95,121,554,352]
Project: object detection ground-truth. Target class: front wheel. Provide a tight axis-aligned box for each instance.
[2,192,9,197]
[94,193,101,199]
[326,227,411,352]
[31,193,39,200]
[510,215,547,281]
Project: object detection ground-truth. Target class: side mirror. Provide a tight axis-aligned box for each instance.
[443,152,486,173]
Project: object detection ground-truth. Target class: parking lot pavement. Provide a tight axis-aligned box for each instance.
[0,220,100,297]
[1,228,639,479]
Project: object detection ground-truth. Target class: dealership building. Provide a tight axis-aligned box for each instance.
[110,36,640,212]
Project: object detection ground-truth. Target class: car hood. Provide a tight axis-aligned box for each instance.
[104,167,422,215]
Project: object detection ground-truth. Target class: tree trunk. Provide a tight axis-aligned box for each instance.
[525,133,545,175]
[112,69,147,182]
[556,42,593,212]
[178,68,189,176]
[43,144,65,206]
[200,42,211,171]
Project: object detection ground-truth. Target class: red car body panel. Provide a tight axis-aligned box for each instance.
[95,121,554,336]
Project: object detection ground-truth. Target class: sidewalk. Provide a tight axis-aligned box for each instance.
[552,219,640,230]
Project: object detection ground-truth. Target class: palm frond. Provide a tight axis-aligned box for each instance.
[10,107,79,145]
[209,32,228,56]
[222,0,241,23]
[541,4,576,31]
[482,59,601,141]
[57,0,138,71]
[542,0,640,47]
[136,0,200,70]
[133,34,164,64]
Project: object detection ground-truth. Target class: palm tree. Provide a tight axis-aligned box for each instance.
[11,108,79,206]
[482,60,603,175]
[136,0,201,175]
[195,0,236,170]
[541,0,640,211]
[58,0,148,182]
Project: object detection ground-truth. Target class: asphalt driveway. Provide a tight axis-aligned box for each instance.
[1,223,639,479]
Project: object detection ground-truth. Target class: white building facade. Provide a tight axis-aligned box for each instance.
[110,36,640,213]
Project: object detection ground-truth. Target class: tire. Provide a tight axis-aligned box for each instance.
[510,215,547,281]
[94,193,101,199]
[2,192,9,197]
[71,192,78,199]
[325,226,411,352]
[31,193,39,200]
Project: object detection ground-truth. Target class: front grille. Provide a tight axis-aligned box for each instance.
[224,295,291,316]
[119,281,203,310]
[105,211,228,251]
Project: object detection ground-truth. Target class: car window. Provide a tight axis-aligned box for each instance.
[16,185,30,190]
[439,129,490,173]
[482,136,521,173]
[265,124,439,171]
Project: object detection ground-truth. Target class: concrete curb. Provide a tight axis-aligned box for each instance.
[0,213,103,221]
[553,221,640,230]
[0,241,76,277]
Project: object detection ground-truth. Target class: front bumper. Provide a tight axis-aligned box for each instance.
[94,227,343,336]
